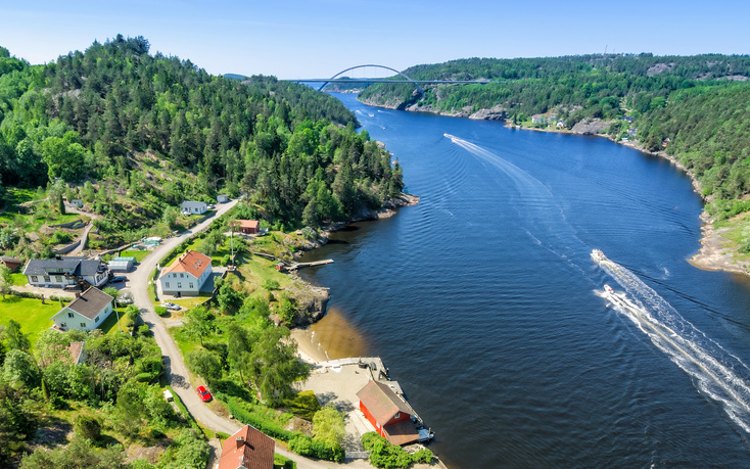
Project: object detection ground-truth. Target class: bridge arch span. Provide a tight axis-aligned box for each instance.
[318,64,423,93]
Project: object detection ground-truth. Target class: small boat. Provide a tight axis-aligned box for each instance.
[604,284,614,295]
[591,249,605,262]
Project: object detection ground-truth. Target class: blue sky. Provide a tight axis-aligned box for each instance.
[0,0,748,78]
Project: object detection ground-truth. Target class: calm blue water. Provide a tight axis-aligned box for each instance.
[303,94,750,468]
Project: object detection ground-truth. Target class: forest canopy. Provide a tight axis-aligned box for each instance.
[0,35,403,251]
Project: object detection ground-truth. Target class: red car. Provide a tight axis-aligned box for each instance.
[196,385,212,402]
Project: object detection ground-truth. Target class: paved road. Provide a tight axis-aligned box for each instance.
[127,201,380,469]
[129,201,240,431]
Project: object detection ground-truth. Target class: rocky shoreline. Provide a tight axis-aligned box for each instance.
[358,98,747,278]
[289,192,420,326]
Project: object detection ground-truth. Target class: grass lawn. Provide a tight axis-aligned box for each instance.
[119,249,151,263]
[10,273,27,286]
[0,295,61,346]
[172,297,209,310]
[101,308,131,335]
[232,255,296,300]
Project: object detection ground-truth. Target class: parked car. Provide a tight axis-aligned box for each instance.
[109,275,127,284]
[161,302,181,311]
[196,385,212,402]
[116,292,133,305]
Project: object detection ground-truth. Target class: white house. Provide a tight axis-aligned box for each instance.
[159,250,213,297]
[52,287,114,331]
[180,200,208,215]
[24,256,109,288]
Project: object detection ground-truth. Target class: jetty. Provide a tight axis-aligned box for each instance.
[287,259,334,271]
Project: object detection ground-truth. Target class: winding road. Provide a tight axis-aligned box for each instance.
[128,200,374,469]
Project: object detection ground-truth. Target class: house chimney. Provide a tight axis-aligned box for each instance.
[235,436,245,448]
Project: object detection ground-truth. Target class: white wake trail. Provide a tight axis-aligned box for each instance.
[444,133,587,276]
[593,249,750,434]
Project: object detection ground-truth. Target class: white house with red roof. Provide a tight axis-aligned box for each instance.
[159,250,212,297]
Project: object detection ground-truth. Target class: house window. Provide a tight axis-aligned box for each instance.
[165,282,170,288]
[55,276,63,282]
[177,283,182,289]
[80,322,86,328]
[180,273,184,278]
[189,283,194,289]
[68,312,74,318]
[394,412,400,419]
[60,322,67,328]
[31,275,38,282]
[94,316,99,322]
[44,275,51,282]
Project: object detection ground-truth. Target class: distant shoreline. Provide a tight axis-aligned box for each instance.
[356,97,748,279]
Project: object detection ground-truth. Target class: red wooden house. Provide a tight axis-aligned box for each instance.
[357,380,420,446]
[234,219,260,235]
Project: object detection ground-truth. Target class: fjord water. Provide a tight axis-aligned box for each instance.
[302,93,750,467]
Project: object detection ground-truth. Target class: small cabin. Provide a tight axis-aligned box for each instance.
[234,219,260,235]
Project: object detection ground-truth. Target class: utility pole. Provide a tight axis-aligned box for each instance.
[230,220,235,266]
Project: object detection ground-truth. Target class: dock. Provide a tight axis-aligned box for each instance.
[304,356,434,448]
[288,259,334,270]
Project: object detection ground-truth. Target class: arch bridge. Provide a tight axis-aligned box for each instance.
[283,64,489,92]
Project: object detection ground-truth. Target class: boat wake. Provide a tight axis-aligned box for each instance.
[592,249,750,434]
[444,133,588,275]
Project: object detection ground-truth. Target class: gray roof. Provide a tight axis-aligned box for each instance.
[66,287,113,320]
[24,257,106,277]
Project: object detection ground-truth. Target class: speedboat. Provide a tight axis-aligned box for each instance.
[591,249,605,262]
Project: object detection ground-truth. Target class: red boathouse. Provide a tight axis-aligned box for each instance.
[357,380,421,446]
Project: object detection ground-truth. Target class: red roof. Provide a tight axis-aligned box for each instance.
[357,380,415,425]
[219,425,275,469]
[163,250,211,279]
[235,219,260,230]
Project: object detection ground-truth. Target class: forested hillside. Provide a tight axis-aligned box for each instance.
[0,35,402,253]
[359,54,750,224]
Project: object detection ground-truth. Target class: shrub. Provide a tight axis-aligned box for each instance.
[274,453,297,469]
[411,448,434,464]
[361,432,429,469]
[311,439,345,463]
[74,415,102,442]
[288,435,313,456]
[155,306,168,317]
[263,279,280,291]
[220,394,298,441]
